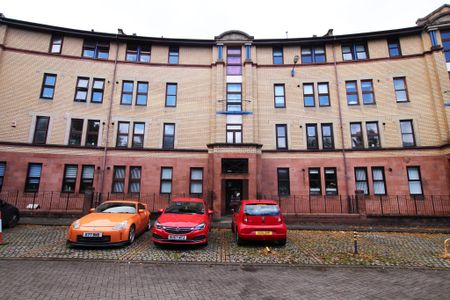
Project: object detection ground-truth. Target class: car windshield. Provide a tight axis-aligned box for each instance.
[96,202,136,214]
[244,204,280,216]
[164,201,204,214]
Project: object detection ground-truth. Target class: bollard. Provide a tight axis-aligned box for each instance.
[353,231,358,255]
[444,239,450,259]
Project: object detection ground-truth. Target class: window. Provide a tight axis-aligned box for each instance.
[350,122,363,149]
[277,168,290,196]
[0,162,5,192]
[276,124,288,150]
[361,80,375,105]
[321,123,334,150]
[162,123,175,149]
[301,46,326,64]
[342,43,368,61]
[318,82,330,106]
[80,165,94,193]
[40,73,57,99]
[273,47,283,64]
[190,168,203,195]
[227,83,242,111]
[274,84,285,108]
[226,124,242,144]
[121,81,134,105]
[126,44,151,63]
[112,166,126,193]
[168,46,179,64]
[306,124,318,150]
[227,47,242,75]
[303,83,315,107]
[136,82,148,106]
[372,167,386,195]
[132,122,145,148]
[82,40,109,59]
[25,163,42,192]
[68,119,84,146]
[74,77,89,102]
[129,167,141,194]
[346,81,359,105]
[366,122,380,148]
[430,30,439,47]
[160,167,173,194]
[62,165,78,193]
[165,83,177,107]
[91,78,105,103]
[49,35,63,54]
[440,30,450,62]
[393,77,409,102]
[388,38,401,57]
[407,166,423,195]
[85,120,100,147]
[355,167,369,195]
[308,168,322,195]
[33,116,50,144]
[116,122,130,147]
[222,159,248,174]
[325,168,338,195]
[400,120,415,147]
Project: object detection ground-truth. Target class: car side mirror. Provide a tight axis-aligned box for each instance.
[208,210,214,215]
[89,208,95,213]
[158,208,164,213]
[138,209,145,213]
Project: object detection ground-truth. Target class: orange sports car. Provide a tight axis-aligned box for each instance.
[67,200,150,247]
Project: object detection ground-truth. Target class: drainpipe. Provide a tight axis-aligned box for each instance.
[99,34,120,200]
[332,37,350,197]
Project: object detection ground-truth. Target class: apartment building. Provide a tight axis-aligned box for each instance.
[0,6,449,217]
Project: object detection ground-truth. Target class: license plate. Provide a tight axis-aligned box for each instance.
[255,231,272,235]
[168,235,187,241]
[83,232,102,238]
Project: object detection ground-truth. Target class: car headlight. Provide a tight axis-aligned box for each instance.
[113,221,128,231]
[154,220,164,230]
[193,222,206,231]
[72,220,80,229]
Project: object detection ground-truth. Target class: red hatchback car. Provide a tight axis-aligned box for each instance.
[152,198,213,245]
[232,200,287,246]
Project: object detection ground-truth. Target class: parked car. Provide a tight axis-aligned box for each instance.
[0,199,20,228]
[232,200,287,246]
[67,200,150,247]
[152,198,213,245]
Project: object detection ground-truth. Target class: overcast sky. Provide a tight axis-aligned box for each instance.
[0,0,446,39]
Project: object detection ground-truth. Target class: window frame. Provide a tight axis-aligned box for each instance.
[136,81,149,106]
[120,81,134,105]
[324,167,338,196]
[126,44,151,63]
[68,118,84,146]
[275,124,288,150]
[274,84,286,108]
[165,83,178,107]
[354,167,369,195]
[226,46,242,75]
[82,40,110,60]
[393,77,409,103]
[168,46,179,64]
[162,123,175,150]
[132,122,145,148]
[400,120,416,147]
[366,121,381,149]
[91,78,105,103]
[49,35,63,54]
[112,166,126,194]
[361,79,375,105]
[160,167,173,194]
[371,167,387,196]
[33,116,50,145]
[306,124,319,150]
[303,83,315,107]
[277,168,290,196]
[342,43,368,61]
[308,168,322,195]
[226,83,242,112]
[0,162,6,192]
[407,166,423,196]
[40,73,57,100]
[74,77,90,102]
[61,164,78,193]
[25,163,43,193]
[321,123,335,150]
[116,121,130,148]
[79,165,95,193]
[226,124,243,144]
[346,81,359,105]
[350,122,364,149]
[85,120,100,147]
[388,38,402,57]
[317,82,330,106]
[189,167,204,195]
[273,47,283,64]
[301,46,326,64]
[129,166,142,195]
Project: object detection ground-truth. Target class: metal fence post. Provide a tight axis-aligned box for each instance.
[380,196,384,216]
[49,191,54,210]
[431,195,436,216]
[396,195,400,215]
[65,192,70,211]
[413,196,418,215]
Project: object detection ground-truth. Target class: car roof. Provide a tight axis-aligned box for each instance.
[171,198,204,203]
[241,199,279,205]
[103,200,141,205]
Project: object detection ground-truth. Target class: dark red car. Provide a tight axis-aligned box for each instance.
[152,198,213,245]
[232,200,287,246]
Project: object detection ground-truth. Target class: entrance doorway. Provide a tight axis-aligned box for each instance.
[225,180,243,214]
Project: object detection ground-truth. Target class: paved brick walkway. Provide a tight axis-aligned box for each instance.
[0,260,449,300]
[0,225,449,268]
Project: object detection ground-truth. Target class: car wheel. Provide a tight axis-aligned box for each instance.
[277,238,287,246]
[8,213,19,228]
[231,221,235,233]
[128,225,136,245]
[235,231,244,246]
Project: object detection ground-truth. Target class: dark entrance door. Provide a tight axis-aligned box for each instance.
[225,180,243,214]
